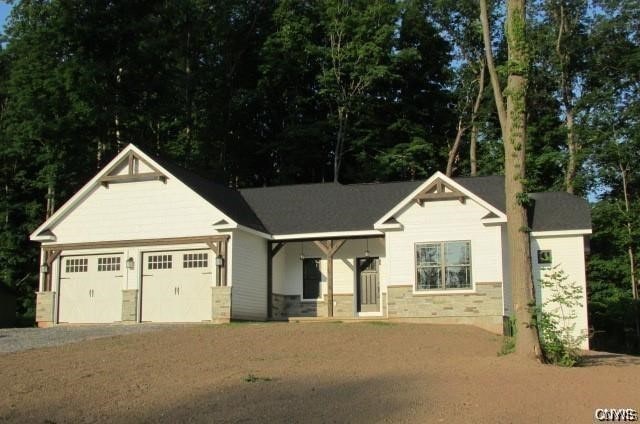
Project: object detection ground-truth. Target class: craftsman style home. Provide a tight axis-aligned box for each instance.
[31,144,591,348]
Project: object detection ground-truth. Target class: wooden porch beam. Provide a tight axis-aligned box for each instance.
[311,239,346,317]
[267,241,286,319]
[42,235,230,251]
[45,249,61,291]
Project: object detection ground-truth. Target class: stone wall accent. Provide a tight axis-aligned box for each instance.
[36,291,55,327]
[272,293,328,319]
[212,286,231,323]
[121,289,138,322]
[386,282,503,333]
[334,294,354,318]
[272,293,355,319]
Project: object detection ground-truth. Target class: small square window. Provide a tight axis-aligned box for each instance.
[65,258,88,273]
[537,250,552,265]
[183,253,208,268]
[98,257,121,272]
[148,255,172,270]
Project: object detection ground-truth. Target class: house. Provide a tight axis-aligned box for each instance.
[30,144,591,348]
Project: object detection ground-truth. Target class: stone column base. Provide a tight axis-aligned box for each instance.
[36,291,55,327]
[122,289,138,322]
[212,286,231,323]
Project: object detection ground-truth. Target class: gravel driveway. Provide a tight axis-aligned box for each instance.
[0,324,174,353]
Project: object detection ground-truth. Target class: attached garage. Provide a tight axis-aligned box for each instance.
[58,254,124,324]
[141,249,213,322]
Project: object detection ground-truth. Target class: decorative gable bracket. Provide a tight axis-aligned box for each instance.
[414,179,466,206]
[99,151,167,187]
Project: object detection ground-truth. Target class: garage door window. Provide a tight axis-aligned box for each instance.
[148,255,172,270]
[98,257,121,271]
[66,258,88,273]
[183,253,208,268]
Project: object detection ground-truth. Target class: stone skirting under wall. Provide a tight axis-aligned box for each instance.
[36,291,55,327]
[121,289,138,322]
[212,286,231,323]
[386,282,504,333]
[272,293,356,319]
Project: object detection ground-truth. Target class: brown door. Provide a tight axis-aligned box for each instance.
[357,257,380,313]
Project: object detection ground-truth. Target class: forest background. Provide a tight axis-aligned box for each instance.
[0,0,638,353]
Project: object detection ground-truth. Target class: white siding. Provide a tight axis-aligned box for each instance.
[385,199,503,290]
[50,178,228,243]
[231,230,268,320]
[531,235,589,349]
[271,239,385,297]
[501,225,512,315]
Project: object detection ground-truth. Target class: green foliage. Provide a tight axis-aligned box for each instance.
[498,316,517,356]
[533,266,587,366]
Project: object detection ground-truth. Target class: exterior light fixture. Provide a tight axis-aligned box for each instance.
[126,257,135,270]
[365,238,370,257]
[40,263,49,274]
[299,243,305,261]
[216,255,224,267]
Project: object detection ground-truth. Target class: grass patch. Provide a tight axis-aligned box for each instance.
[244,373,272,383]
[364,321,395,327]
[498,335,516,356]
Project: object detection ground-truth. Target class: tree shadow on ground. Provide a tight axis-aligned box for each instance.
[11,374,424,423]
[580,351,640,367]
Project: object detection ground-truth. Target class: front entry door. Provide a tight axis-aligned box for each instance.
[357,257,380,313]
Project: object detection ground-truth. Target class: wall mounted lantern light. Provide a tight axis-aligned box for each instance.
[365,238,370,257]
[126,257,135,270]
[40,263,49,274]
[216,254,224,267]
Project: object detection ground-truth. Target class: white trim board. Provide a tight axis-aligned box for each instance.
[374,171,507,227]
[30,144,240,241]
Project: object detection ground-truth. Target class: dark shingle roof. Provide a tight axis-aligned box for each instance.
[152,155,267,233]
[141,146,590,235]
[239,181,422,234]
[528,192,591,231]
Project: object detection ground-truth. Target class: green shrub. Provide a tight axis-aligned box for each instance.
[533,266,587,366]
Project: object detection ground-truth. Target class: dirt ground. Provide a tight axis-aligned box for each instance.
[1,322,639,423]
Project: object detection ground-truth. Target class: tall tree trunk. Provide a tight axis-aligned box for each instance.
[620,163,638,300]
[333,107,348,182]
[470,59,486,177]
[446,118,466,177]
[480,1,506,137]
[481,0,542,360]
[555,3,579,193]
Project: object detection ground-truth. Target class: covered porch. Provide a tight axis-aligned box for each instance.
[267,236,386,320]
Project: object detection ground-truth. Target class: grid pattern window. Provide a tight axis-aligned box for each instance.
[302,258,322,300]
[66,258,88,273]
[416,241,471,290]
[183,253,208,268]
[97,257,121,272]
[148,255,172,270]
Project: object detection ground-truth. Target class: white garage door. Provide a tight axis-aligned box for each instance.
[58,254,124,323]
[141,249,212,322]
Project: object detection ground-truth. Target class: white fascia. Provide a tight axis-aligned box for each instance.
[530,229,592,237]
[271,230,383,240]
[30,143,241,241]
[374,171,506,228]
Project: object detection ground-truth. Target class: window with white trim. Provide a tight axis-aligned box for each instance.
[97,257,121,272]
[65,258,88,273]
[416,241,471,290]
[302,258,322,300]
[183,253,208,268]
[148,255,172,270]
